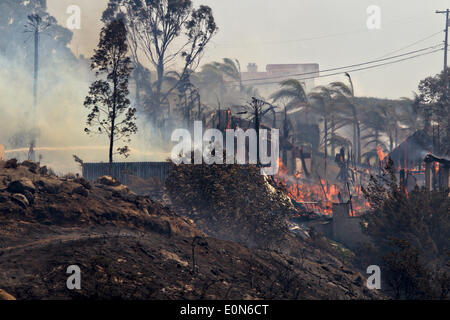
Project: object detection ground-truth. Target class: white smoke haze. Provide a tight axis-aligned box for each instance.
[0,38,170,176]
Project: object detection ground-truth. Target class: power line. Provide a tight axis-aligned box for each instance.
[214,13,435,48]
[230,44,443,84]
[375,30,443,59]
[226,47,443,87]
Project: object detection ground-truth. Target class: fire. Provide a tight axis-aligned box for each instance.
[376,145,386,162]
[226,109,232,129]
[277,159,364,215]
[275,158,369,216]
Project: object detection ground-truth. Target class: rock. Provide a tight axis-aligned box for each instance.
[58,182,75,194]
[97,176,121,187]
[353,275,363,286]
[21,160,39,173]
[73,186,89,197]
[108,184,130,194]
[0,192,8,203]
[0,289,16,300]
[4,159,18,169]
[11,193,29,208]
[39,166,48,175]
[7,178,36,194]
[22,190,35,205]
[36,178,62,194]
[74,177,92,190]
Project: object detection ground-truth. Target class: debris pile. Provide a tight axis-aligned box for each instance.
[166,163,297,248]
[125,175,166,201]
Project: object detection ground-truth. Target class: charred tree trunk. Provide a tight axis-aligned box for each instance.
[255,107,260,165]
[389,132,394,152]
[357,123,361,164]
[33,29,39,108]
[331,115,335,157]
[109,69,118,168]
[324,117,328,158]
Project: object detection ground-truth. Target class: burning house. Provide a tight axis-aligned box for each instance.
[389,130,433,170]
[388,130,449,191]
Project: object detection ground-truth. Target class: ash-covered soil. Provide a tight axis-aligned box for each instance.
[0,160,382,300]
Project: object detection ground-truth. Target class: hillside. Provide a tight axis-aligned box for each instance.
[0,160,382,299]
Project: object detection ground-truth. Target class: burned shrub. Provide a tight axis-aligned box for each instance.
[74,177,92,190]
[4,159,18,169]
[7,178,36,194]
[21,160,39,173]
[166,163,296,249]
[359,159,450,299]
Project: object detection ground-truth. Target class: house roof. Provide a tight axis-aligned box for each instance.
[388,130,433,168]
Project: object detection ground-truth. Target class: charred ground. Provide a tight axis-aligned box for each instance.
[0,160,382,299]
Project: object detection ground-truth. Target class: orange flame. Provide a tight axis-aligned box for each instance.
[276,158,368,215]
[376,145,386,162]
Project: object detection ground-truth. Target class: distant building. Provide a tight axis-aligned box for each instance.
[240,63,320,97]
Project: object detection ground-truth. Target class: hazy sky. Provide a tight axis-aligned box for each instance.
[47,0,450,99]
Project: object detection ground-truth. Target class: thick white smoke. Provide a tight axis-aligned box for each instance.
[0,38,169,175]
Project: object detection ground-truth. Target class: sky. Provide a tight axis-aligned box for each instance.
[47,0,450,99]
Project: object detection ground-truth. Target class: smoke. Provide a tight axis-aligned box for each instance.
[0,2,170,175]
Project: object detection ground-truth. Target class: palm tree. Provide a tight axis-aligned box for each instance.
[360,106,390,164]
[329,75,361,164]
[196,62,227,104]
[165,70,202,121]
[270,79,309,162]
[270,79,308,111]
[308,85,335,158]
[379,104,400,152]
[398,95,423,140]
[219,58,243,93]
[196,58,258,109]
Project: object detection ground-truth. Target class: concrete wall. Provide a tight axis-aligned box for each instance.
[332,203,369,249]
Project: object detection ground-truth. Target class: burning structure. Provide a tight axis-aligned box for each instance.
[388,130,449,191]
[389,130,433,170]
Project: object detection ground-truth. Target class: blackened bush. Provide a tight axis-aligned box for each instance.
[166,162,296,249]
[360,158,449,299]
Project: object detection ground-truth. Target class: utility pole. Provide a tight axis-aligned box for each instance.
[436,9,449,164]
[436,9,449,86]
[33,26,39,108]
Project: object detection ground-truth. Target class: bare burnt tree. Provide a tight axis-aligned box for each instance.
[102,0,218,123]
[24,13,53,108]
[238,97,277,164]
[23,10,54,161]
[84,19,137,165]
